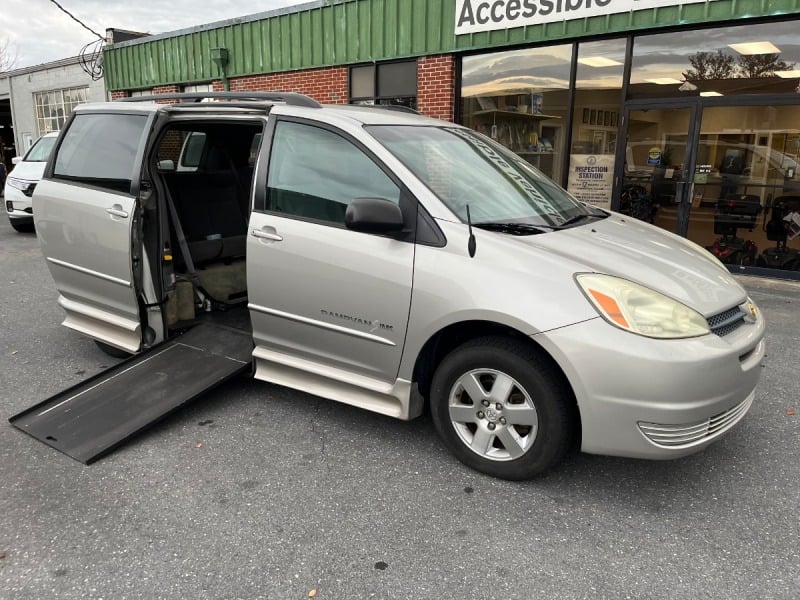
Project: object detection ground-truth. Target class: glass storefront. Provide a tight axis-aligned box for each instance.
[458,17,800,277]
[624,103,800,272]
[460,45,571,182]
[568,39,626,210]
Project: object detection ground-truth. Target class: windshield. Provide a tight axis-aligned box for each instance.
[24,135,58,162]
[367,125,590,227]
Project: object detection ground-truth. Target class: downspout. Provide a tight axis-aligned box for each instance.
[211,48,230,92]
[7,74,21,157]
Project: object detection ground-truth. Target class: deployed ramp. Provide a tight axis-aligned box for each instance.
[10,323,252,464]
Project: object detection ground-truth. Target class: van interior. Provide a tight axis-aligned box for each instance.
[147,120,264,337]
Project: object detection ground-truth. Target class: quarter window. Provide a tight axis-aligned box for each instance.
[266,121,400,225]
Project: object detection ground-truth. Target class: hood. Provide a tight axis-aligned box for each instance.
[517,213,746,316]
[7,159,47,183]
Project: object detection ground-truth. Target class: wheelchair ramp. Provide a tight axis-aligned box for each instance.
[9,323,252,464]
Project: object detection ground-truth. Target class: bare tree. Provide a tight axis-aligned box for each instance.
[0,37,18,73]
[737,54,795,78]
[685,49,796,81]
[683,50,736,80]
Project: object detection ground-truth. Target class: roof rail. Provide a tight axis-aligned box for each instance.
[117,91,322,108]
[353,104,420,115]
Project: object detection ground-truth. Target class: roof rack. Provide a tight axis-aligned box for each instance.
[347,104,419,115]
[117,91,321,108]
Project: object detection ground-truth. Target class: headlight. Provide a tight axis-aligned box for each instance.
[576,274,710,339]
[6,178,36,196]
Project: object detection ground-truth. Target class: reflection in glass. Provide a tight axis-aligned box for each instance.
[622,107,694,229]
[568,39,625,209]
[687,105,800,269]
[630,20,800,98]
[460,45,571,182]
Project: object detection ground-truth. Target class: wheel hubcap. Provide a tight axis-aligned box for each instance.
[448,368,539,462]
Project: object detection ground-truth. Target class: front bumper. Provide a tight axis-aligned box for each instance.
[534,305,765,460]
[5,184,34,223]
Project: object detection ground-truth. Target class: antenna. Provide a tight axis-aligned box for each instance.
[466,205,476,258]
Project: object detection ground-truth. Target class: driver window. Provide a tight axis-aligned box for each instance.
[266,121,400,224]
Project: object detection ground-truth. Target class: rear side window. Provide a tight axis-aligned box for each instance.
[53,113,148,193]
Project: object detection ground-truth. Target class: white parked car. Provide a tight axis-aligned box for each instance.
[4,131,59,232]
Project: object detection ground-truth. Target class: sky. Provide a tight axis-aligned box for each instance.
[1,0,309,69]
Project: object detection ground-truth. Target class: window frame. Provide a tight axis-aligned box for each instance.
[349,59,418,109]
[34,86,90,136]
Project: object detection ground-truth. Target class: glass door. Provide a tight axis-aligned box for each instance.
[687,105,800,270]
[619,105,699,234]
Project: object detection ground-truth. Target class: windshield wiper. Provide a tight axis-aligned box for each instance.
[552,212,608,230]
[474,222,549,236]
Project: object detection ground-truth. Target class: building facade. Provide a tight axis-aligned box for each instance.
[1,56,107,164]
[103,0,800,278]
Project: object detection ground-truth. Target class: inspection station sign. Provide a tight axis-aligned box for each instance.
[455,0,718,34]
[566,154,615,208]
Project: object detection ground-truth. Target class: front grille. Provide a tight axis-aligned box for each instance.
[638,395,753,448]
[707,306,746,336]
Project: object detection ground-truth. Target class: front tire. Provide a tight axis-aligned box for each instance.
[430,337,576,480]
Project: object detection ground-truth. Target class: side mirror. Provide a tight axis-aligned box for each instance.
[12,156,22,165]
[345,197,404,233]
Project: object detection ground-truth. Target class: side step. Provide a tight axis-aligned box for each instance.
[9,323,252,464]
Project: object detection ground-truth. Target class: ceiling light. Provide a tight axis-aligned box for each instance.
[776,70,800,78]
[700,91,723,97]
[578,56,623,67]
[678,81,698,92]
[647,78,683,85]
[728,41,781,55]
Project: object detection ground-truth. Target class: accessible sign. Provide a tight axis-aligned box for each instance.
[455,0,718,35]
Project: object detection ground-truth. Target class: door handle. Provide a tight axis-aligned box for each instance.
[251,228,283,242]
[106,205,129,218]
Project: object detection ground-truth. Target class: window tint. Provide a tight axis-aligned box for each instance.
[266,121,400,224]
[54,113,148,192]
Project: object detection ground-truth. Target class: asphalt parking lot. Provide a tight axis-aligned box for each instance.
[1,216,799,599]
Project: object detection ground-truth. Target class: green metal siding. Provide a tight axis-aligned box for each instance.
[104,0,800,90]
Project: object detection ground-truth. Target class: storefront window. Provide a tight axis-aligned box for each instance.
[349,60,417,110]
[630,21,800,99]
[687,104,800,271]
[460,45,571,182]
[567,39,626,209]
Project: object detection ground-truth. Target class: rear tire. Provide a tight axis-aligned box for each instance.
[430,336,576,480]
[94,340,132,359]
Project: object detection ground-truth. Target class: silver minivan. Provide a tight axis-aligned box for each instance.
[29,93,765,479]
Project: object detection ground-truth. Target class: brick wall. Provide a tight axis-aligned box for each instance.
[220,66,348,104]
[152,85,180,104]
[110,90,129,100]
[114,55,458,120]
[417,55,455,122]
